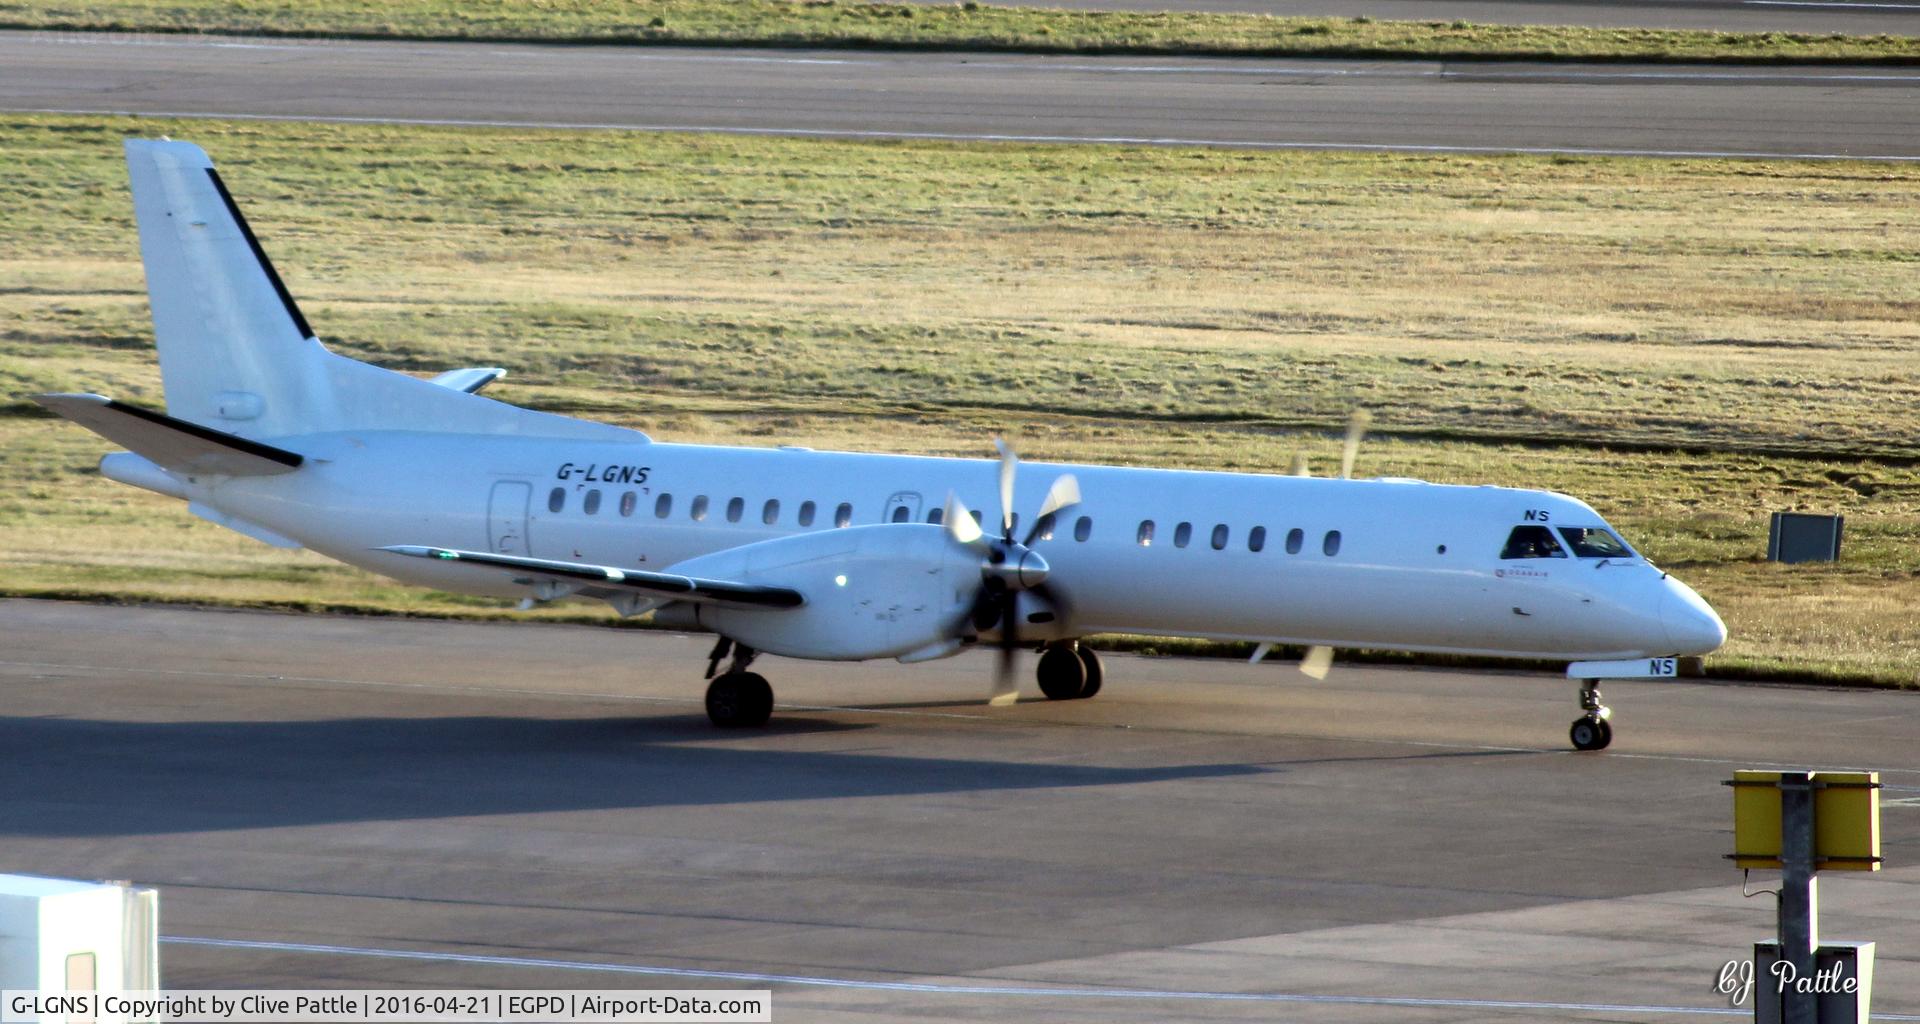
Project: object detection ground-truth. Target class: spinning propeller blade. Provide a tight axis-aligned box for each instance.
[1339,409,1372,481]
[1300,645,1335,680]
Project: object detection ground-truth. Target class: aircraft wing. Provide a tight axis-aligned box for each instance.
[378,545,805,610]
[34,393,304,477]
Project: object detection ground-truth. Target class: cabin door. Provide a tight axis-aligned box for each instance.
[489,481,532,555]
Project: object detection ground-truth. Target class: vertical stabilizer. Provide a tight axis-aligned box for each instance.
[125,138,334,437]
[119,139,646,445]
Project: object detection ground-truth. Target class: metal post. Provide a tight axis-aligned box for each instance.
[1779,772,1818,1024]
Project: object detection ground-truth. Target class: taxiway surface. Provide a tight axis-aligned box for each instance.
[4,33,1917,160]
[3,598,1917,1021]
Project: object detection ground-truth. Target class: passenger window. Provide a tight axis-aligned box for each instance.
[619,491,636,517]
[927,507,945,525]
[891,505,911,523]
[1558,527,1632,558]
[1074,516,1092,542]
[583,489,602,515]
[654,493,672,518]
[1323,530,1342,556]
[763,499,780,525]
[548,487,565,513]
[798,500,816,527]
[1501,525,1566,559]
[1211,524,1229,550]
[835,502,853,528]
[1248,526,1266,553]
[1173,522,1192,548]
[726,497,744,523]
[1137,520,1155,547]
[1285,528,1304,554]
[690,495,709,521]
[1034,513,1055,540]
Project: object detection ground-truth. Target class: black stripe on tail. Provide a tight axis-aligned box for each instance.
[204,168,316,341]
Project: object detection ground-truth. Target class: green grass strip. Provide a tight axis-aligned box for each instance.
[6,0,1920,65]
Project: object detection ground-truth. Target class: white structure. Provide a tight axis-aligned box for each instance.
[0,874,158,994]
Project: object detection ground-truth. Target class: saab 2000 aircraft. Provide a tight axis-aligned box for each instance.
[37,140,1727,751]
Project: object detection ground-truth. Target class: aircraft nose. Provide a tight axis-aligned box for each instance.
[1659,576,1727,655]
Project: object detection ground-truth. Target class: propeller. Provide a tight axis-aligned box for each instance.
[1270,411,1367,679]
[944,438,1080,706]
[1339,408,1371,480]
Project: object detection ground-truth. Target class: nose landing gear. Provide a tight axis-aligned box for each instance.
[1569,679,1612,751]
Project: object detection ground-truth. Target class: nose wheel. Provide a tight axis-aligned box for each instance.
[1569,679,1612,751]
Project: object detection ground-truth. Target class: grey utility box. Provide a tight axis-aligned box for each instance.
[1768,512,1844,564]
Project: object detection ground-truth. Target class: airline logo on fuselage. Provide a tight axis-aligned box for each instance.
[556,462,651,485]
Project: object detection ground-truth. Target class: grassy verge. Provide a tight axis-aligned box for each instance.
[6,0,1920,65]
[3,115,1916,685]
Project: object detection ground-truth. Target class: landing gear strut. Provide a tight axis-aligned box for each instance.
[1569,679,1612,751]
[704,637,772,728]
[1037,641,1103,701]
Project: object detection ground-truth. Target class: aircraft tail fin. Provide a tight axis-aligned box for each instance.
[121,139,646,444]
[125,138,337,439]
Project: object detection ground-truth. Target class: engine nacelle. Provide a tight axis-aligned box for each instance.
[664,524,978,661]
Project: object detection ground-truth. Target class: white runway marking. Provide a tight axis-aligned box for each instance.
[17,107,1920,162]
[162,935,1801,1016]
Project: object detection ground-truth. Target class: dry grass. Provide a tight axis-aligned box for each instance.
[3,116,1916,684]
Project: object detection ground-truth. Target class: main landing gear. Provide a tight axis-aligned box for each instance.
[1037,641,1103,701]
[704,637,772,728]
[1569,678,1613,752]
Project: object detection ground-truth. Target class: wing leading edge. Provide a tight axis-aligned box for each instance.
[378,546,805,610]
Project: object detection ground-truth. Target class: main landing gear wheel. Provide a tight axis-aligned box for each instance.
[1037,643,1088,701]
[1075,645,1103,699]
[707,671,773,728]
[1569,679,1613,751]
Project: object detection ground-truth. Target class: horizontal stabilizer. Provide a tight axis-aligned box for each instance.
[34,393,303,477]
[429,367,506,395]
[379,546,805,610]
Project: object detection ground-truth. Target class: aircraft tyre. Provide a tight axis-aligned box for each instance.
[1569,716,1612,752]
[1037,644,1088,701]
[1075,645,1103,699]
[707,671,774,727]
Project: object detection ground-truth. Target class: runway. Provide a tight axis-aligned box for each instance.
[3,598,1917,1020]
[5,33,1918,160]
[964,0,1920,34]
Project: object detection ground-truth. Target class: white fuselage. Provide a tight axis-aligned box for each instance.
[183,430,1726,662]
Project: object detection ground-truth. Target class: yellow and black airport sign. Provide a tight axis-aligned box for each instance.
[1729,770,1882,871]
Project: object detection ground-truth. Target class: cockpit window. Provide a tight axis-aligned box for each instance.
[1501,525,1567,559]
[1558,527,1633,559]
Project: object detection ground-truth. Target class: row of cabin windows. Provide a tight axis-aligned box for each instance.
[548,486,1339,554]
[915,507,1094,543]
[1135,520,1341,556]
[550,487,854,528]
[548,486,1098,541]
